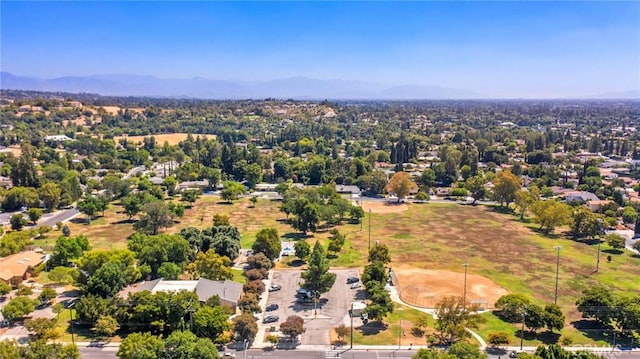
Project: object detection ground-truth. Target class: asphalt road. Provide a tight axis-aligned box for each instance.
[39,208,79,227]
[75,346,640,359]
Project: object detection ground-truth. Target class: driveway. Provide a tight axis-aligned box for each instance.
[263,269,361,345]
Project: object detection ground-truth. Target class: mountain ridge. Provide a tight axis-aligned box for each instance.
[0,72,483,100]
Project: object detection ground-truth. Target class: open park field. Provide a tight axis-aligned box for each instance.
[113,132,215,146]
[65,196,640,345]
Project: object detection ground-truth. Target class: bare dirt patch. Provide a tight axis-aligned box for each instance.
[113,133,215,146]
[361,201,408,214]
[393,264,508,309]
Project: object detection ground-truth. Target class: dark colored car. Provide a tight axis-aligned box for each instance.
[263,315,279,323]
[346,276,359,284]
[266,304,279,311]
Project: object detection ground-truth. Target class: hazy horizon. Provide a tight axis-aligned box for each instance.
[2,1,639,99]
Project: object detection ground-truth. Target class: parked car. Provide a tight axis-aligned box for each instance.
[350,282,362,289]
[222,353,236,359]
[266,303,279,311]
[268,284,282,292]
[346,276,359,284]
[263,315,279,323]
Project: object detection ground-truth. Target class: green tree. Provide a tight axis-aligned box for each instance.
[128,233,190,278]
[495,294,531,322]
[605,233,626,250]
[447,342,487,359]
[78,195,101,222]
[252,227,282,262]
[279,315,305,340]
[233,313,258,342]
[411,348,456,359]
[220,181,246,202]
[95,315,119,338]
[249,195,258,208]
[368,243,391,264]
[9,214,26,231]
[576,286,615,325]
[334,324,349,344]
[294,241,311,261]
[193,306,232,342]
[38,287,57,305]
[486,331,510,347]
[62,224,71,237]
[38,182,62,211]
[204,225,241,260]
[464,175,487,204]
[85,261,127,297]
[52,235,90,266]
[301,241,336,299]
[543,304,565,332]
[47,266,79,285]
[181,189,200,207]
[434,296,483,344]
[157,262,182,280]
[0,282,11,297]
[515,186,540,220]
[186,250,233,281]
[2,296,37,322]
[385,171,418,202]
[117,332,164,359]
[529,200,572,234]
[26,208,43,225]
[25,317,59,340]
[163,330,220,359]
[492,170,521,208]
[134,201,175,235]
[245,163,263,189]
[122,194,143,219]
[570,207,604,240]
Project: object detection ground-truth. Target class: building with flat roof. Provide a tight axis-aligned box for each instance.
[119,278,243,309]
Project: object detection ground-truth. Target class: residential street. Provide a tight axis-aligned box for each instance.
[39,208,80,227]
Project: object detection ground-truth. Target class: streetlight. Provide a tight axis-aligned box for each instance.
[462,263,469,308]
[243,339,249,359]
[554,246,561,305]
[350,302,354,349]
[520,310,527,351]
[68,301,76,345]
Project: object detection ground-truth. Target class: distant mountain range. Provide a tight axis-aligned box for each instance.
[0,72,483,99]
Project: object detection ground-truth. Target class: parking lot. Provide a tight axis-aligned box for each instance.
[263,268,362,345]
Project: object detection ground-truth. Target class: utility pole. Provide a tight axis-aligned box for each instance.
[69,304,75,345]
[186,298,195,332]
[554,246,561,305]
[398,319,402,349]
[350,302,354,349]
[368,208,372,251]
[596,218,603,272]
[462,262,469,308]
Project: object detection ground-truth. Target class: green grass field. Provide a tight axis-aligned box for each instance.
[66,196,640,346]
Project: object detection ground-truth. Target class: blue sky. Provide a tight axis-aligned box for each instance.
[1,1,639,98]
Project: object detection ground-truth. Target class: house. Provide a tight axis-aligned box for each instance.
[119,278,243,310]
[178,179,209,191]
[564,191,599,203]
[45,135,73,142]
[588,200,612,212]
[0,251,46,287]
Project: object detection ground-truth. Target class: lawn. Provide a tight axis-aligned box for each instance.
[351,303,435,346]
[66,196,640,346]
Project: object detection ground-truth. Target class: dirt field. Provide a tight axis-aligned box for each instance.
[113,133,215,146]
[393,264,508,309]
[361,201,408,214]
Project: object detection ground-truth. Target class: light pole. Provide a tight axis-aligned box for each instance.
[68,301,76,345]
[462,263,469,308]
[368,208,372,251]
[398,319,402,349]
[520,311,526,351]
[350,302,354,349]
[243,339,249,359]
[554,246,561,305]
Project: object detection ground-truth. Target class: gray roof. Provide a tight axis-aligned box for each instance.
[336,185,361,194]
[195,279,243,303]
